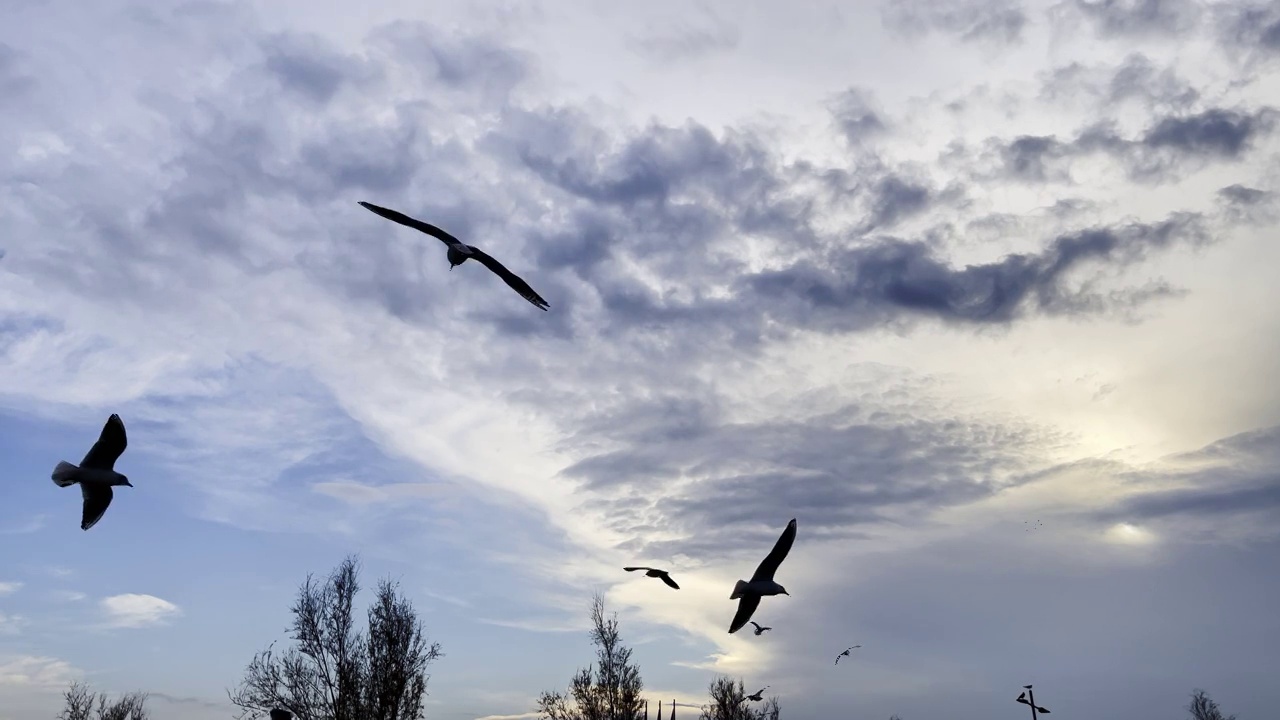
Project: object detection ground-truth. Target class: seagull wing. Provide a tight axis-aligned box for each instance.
[728,594,761,634]
[81,484,114,531]
[624,566,652,572]
[80,414,127,470]
[469,247,550,310]
[358,201,466,250]
[750,518,797,582]
[659,573,680,590]
[749,621,762,630]
[1036,707,1050,714]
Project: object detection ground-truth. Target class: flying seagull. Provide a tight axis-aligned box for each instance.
[51,414,133,531]
[749,621,772,636]
[358,201,550,310]
[835,645,861,665]
[624,566,680,590]
[269,710,294,720]
[745,687,769,702]
[728,518,796,634]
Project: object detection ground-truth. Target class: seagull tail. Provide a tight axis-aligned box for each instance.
[730,579,749,600]
[51,461,80,487]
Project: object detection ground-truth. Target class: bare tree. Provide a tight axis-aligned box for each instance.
[57,681,149,720]
[697,677,780,720]
[229,555,443,720]
[537,593,645,720]
[1188,689,1236,720]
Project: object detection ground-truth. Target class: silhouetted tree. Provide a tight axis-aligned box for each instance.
[57,681,149,720]
[537,593,645,720]
[229,555,443,720]
[697,677,780,720]
[1188,689,1236,720]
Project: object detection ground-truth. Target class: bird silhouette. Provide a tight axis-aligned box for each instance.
[624,566,680,589]
[834,645,861,665]
[358,201,550,310]
[728,518,796,634]
[50,414,133,531]
[269,710,294,720]
[749,621,772,635]
[745,686,769,702]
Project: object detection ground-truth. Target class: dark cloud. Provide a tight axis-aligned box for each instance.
[1040,52,1200,111]
[829,88,888,144]
[881,0,1028,44]
[1055,0,1203,38]
[562,394,1050,558]
[1214,2,1280,57]
[261,32,364,104]
[1216,183,1277,225]
[983,107,1276,184]
[1096,426,1280,525]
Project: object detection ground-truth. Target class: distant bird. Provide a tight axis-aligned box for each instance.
[269,711,294,720]
[358,201,550,310]
[51,414,132,531]
[624,566,680,590]
[728,518,796,634]
[745,686,769,702]
[749,621,772,636]
[834,645,861,665]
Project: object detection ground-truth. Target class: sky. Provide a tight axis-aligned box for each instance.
[2,0,1279,718]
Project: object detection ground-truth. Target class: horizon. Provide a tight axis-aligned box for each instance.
[2,0,1279,718]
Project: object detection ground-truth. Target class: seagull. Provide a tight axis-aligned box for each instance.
[623,566,680,590]
[835,645,861,665]
[749,621,772,636]
[269,710,294,720]
[745,687,769,702]
[728,518,796,634]
[50,414,132,531]
[358,201,550,310]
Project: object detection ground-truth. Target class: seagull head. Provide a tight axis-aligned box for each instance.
[115,475,133,487]
[778,585,789,595]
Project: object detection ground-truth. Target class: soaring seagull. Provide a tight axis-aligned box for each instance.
[745,687,769,702]
[269,710,295,720]
[834,645,861,665]
[624,566,680,590]
[358,201,550,310]
[749,621,772,636]
[51,414,133,531]
[728,518,796,634]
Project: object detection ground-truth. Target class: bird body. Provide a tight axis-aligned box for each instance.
[624,566,680,590]
[728,518,796,634]
[745,687,768,702]
[51,414,132,531]
[358,201,550,310]
[835,645,862,665]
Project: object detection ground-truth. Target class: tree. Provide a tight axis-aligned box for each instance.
[229,555,443,720]
[57,681,149,720]
[697,677,780,720]
[1188,689,1236,720]
[537,593,645,720]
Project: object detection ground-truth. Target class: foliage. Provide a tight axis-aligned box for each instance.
[697,677,780,720]
[1188,689,1236,720]
[537,593,645,720]
[229,554,442,720]
[57,681,149,720]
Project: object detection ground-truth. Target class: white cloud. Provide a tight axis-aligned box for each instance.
[51,590,86,603]
[0,611,28,635]
[99,593,182,629]
[0,582,22,596]
[0,655,79,689]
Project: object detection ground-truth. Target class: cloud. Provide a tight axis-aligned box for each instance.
[881,0,1029,44]
[99,593,182,629]
[0,514,47,534]
[1039,52,1200,112]
[0,655,80,689]
[0,582,22,596]
[51,590,87,603]
[0,611,28,635]
[1053,0,1203,39]
[630,11,740,63]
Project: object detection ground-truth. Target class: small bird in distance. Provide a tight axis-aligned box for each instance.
[358,201,550,310]
[749,621,772,635]
[835,645,861,665]
[624,566,680,589]
[745,687,769,702]
[728,518,796,634]
[51,414,133,531]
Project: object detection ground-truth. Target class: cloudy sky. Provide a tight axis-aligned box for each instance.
[3,0,1279,718]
